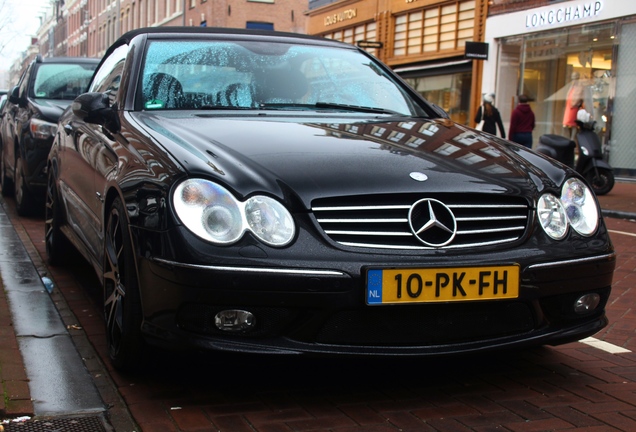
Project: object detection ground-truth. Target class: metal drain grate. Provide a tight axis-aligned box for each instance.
[4,416,108,432]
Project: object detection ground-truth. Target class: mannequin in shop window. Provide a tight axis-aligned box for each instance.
[563,71,585,141]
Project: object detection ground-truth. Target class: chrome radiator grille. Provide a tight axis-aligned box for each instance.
[312,194,531,250]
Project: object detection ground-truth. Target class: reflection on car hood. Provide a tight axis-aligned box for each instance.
[134,112,566,206]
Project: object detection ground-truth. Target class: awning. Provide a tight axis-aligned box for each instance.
[393,59,472,74]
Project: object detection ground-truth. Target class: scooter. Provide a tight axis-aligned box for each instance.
[536,119,614,196]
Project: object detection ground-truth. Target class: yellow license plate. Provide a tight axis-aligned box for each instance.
[366,265,519,305]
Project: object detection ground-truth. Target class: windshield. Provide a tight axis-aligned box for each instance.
[31,63,97,100]
[138,39,426,116]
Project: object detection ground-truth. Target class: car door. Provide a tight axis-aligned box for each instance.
[59,44,129,263]
[1,68,30,185]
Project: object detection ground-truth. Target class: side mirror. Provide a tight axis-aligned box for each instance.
[430,103,450,119]
[8,85,21,105]
[72,92,120,133]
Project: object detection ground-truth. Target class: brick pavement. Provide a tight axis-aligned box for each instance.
[0,182,635,431]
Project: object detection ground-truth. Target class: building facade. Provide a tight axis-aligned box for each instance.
[306,0,488,127]
[13,0,307,80]
[483,0,636,179]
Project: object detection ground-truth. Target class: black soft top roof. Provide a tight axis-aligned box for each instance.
[105,26,352,58]
[36,55,100,64]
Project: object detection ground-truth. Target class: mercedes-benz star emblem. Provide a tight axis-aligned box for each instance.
[409,172,428,182]
[408,198,457,247]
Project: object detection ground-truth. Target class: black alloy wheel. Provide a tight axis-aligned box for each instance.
[0,149,12,196]
[586,167,615,196]
[44,168,74,265]
[103,197,145,371]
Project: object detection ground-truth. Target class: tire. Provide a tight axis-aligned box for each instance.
[585,167,615,196]
[14,155,38,216]
[44,168,75,266]
[0,149,13,196]
[103,197,146,371]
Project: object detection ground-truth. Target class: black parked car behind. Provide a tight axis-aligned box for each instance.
[0,55,99,215]
[46,27,615,372]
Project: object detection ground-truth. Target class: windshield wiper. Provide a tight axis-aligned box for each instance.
[199,105,254,110]
[315,102,404,115]
[257,102,403,115]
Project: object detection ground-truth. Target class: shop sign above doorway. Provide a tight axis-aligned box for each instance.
[357,40,384,49]
[465,42,489,60]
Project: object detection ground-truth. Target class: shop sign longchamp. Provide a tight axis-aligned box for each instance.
[525,1,603,29]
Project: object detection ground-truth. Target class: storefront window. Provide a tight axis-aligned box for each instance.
[610,21,636,177]
[498,22,616,160]
[403,71,472,125]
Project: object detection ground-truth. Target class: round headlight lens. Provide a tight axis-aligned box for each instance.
[245,196,295,246]
[173,180,243,244]
[538,193,568,240]
[561,178,598,236]
[173,179,294,246]
[202,205,242,241]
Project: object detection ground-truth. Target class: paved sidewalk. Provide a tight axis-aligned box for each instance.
[0,181,635,430]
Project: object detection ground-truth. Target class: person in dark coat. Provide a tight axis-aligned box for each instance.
[475,93,506,138]
[509,94,535,149]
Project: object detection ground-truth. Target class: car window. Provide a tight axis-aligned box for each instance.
[89,44,129,106]
[31,63,97,100]
[138,40,423,115]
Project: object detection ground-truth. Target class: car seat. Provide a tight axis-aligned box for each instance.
[143,72,185,109]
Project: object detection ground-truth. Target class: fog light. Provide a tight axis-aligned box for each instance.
[214,310,255,332]
[574,293,601,314]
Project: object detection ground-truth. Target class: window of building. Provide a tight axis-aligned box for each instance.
[403,70,472,126]
[246,22,274,30]
[393,0,475,57]
[323,22,377,56]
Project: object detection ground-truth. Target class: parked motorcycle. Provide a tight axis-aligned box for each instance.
[536,119,614,196]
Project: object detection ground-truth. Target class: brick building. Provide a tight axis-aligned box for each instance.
[24,0,307,69]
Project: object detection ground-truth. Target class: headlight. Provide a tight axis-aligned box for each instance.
[538,177,598,240]
[561,178,598,236]
[538,194,568,240]
[173,179,295,246]
[30,118,58,140]
[245,196,295,246]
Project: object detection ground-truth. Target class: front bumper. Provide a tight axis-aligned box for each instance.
[136,248,616,357]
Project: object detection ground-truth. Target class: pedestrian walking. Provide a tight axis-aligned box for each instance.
[509,94,535,148]
[475,93,506,138]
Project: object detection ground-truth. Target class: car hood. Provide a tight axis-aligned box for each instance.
[33,98,72,123]
[132,112,568,207]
